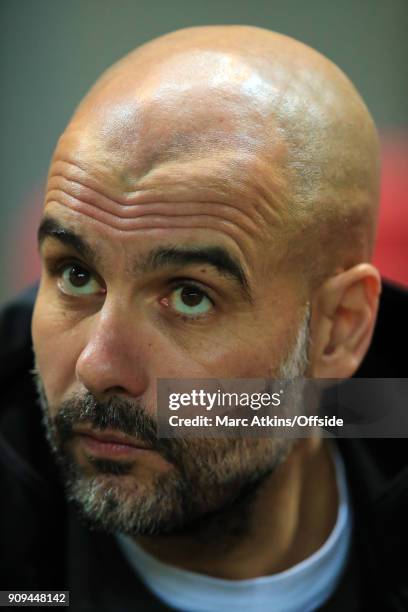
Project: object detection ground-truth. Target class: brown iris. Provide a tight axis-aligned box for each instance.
[180,286,204,307]
[68,265,90,287]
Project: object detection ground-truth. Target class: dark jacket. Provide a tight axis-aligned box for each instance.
[0,282,407,611]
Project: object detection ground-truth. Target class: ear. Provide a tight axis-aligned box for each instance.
[309,264,381,378]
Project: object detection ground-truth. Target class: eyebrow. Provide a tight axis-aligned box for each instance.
[143,245,251,300]
[37,216,252,302]
[38,216,96,262]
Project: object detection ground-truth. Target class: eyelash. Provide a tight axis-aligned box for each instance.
[46,257,90,279]
[45,257,215,320]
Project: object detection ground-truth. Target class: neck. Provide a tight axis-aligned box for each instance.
[135,438,338,580]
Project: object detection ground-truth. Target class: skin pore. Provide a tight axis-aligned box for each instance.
[32,26,381,579]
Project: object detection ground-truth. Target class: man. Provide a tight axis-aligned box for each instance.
[0,25,407,611]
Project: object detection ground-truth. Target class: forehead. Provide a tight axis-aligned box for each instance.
[60,49,289,183]
[44,56,297,279]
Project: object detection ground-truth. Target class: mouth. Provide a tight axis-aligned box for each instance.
[74,427,155,460]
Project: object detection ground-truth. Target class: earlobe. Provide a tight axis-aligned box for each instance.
[309,264,381,378]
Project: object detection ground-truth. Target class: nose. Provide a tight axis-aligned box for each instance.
[75,300,149,400]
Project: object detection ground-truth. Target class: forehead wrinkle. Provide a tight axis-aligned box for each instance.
[46,148,288,244]
[49,156,133,204]
[133,153,289,230]
[53,142,287,219]
[44,201,259,268]
[46,161,271,231]
[45,160,272,237]
[45,197,261,242]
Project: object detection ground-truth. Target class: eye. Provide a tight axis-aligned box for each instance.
[168,284,213,318]
[58,263,105,297]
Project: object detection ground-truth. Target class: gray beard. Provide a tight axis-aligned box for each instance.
[33,305,310,540]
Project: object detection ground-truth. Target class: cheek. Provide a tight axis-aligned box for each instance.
[200,334,285,378]
[32,291,83,406]
[186,303,300,378]
[156,314,293,380]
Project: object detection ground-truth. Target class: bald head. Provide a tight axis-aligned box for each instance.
[53,25,380,286]
[33,29,382,540]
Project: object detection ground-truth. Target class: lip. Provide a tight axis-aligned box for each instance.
[74,427,153,459]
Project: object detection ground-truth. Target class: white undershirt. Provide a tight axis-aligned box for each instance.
[116,442,352,612]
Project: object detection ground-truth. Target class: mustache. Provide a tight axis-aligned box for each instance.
[44,390,189,470]
[54,392,159,448]
[32,370,192,470]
